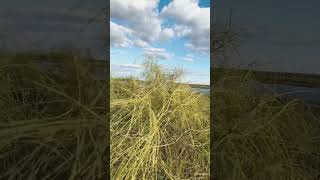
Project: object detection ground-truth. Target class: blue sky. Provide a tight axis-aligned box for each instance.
[110,0,210,85]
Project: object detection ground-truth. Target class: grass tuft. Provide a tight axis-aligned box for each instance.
[111,60,210,179]
[0,52,108,179]
[214,70,320,179]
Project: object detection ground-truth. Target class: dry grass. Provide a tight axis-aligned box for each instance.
[0,51,108,179]
[214,70,320,179]
[2,50,319,179]
[111,61,210,179]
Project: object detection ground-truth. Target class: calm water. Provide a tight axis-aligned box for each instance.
[193,87,210,95]
[194,84,320,104]
[262,83,320,104]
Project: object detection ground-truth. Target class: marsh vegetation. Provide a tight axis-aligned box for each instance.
[213,68,320,180]
[0,51,108,179]
[111,61,210,179]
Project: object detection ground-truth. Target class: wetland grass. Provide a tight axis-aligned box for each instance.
[111,61,210,179]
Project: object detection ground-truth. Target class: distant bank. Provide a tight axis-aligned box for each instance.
[213,68,320,88]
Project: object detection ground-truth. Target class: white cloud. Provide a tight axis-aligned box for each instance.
[143,47,172,60]
[178,54,195,62]
[159,28,175,41]
[173,25,192,37]
[185,42,209,54]
[110,21,133,47]
[133,39,150,48]
[111,63,143,69]
[161,0,210,54]
[179,57,193,62]
[110,0,210,56]
[111,20,152,48]
[111,63,143,78]
[110,0,162,43]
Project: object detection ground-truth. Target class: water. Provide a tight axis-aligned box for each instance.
[262,83,320,104]
[193,84,320,104]
[193,87,210,95]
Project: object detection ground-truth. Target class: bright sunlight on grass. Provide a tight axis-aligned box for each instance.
[111,60,210,179]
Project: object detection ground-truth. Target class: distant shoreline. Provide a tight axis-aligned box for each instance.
[213,68,320,88]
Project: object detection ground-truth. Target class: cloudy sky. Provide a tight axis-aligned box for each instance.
[110,0,210,85]
[215,0,320,74]
[0,0,105,59]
